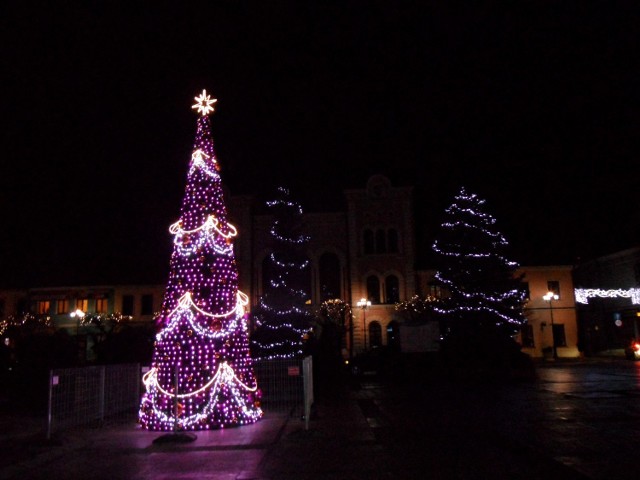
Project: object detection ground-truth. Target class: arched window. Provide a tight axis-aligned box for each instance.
[387,229,399,253]
[366,275,380,304]
[385,275,400,304]
[319,252,341,301]
[387,320,400,351]
[375,229,387,253]
[363,229,374,254]
[369,321,382,348]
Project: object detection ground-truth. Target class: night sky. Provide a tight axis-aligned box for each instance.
[2,2,639,288]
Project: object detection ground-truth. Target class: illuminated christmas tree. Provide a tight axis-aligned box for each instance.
[250,187,312,360]
[432,187,526,338]
[139,90,262,431]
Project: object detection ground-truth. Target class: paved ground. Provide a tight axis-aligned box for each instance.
[1,358,639,479]
[351,358,640,480]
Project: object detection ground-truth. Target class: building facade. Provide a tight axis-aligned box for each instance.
[573,247,640,355]
[229,175,416,356]
[416,266,581,359]
[0,284,164,362]
[518,266,580,359]
[1,175,588,359]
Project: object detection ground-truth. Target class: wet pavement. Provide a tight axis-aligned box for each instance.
[481,359,640,479]
[1,358,639,479]
[352,359,640,479]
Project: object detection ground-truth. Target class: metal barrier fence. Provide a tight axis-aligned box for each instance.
[46,357,313,437]
[302,356,313,430]
[253,356,312,417]
[47,363,140,439]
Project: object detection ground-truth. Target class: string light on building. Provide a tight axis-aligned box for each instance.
[574,288,640,305]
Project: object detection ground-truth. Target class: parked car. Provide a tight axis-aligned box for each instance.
[624,339,640,360]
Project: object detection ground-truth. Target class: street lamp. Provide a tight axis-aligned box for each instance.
[543,292,559,359]
[70,309,85,362]
[357,298,371,352]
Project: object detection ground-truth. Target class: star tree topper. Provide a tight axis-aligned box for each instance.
[192,89,217,116]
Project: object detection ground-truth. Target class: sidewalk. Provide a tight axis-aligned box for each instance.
[0,381,382,480]
[1,408,289,480]
[0,396,374,480]
[261,391,376,480]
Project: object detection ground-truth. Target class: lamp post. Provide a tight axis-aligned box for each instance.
[357,298,371,352]
[70,309,85,362]
[543,292,559,359]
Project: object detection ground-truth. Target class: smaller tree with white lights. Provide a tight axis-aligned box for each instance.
[250,187,312,360]
[432,188,530,377]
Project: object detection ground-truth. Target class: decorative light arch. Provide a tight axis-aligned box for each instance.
[574,288,640,305]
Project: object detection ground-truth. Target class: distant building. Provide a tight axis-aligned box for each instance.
[0,176,415,359]
[416,266,581,359]
[1,175,586,359]
[573,247,640,355]
[0,285,164,361]
[518,266,580,359]
[3,285,163,331]
[229,175,415,356]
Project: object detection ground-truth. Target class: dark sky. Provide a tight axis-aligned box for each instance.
[2,2,639,287]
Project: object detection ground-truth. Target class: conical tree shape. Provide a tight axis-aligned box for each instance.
[139,90,262,431]
[250,187,312,360]
[432,187,526,337]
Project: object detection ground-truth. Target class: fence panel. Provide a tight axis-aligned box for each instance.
[47,363,140,439]
[47,359,311,437]
[104,363,141,418]
[253,357,311,415]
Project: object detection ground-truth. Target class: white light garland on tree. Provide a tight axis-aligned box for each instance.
[250,187,312,360]
[432,187,526,335]
[189,149,219,177]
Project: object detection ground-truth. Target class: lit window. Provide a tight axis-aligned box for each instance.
[95,298,108,314]
[37,301,50,315]
[76,299,88,312]
[56,299,69,315]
